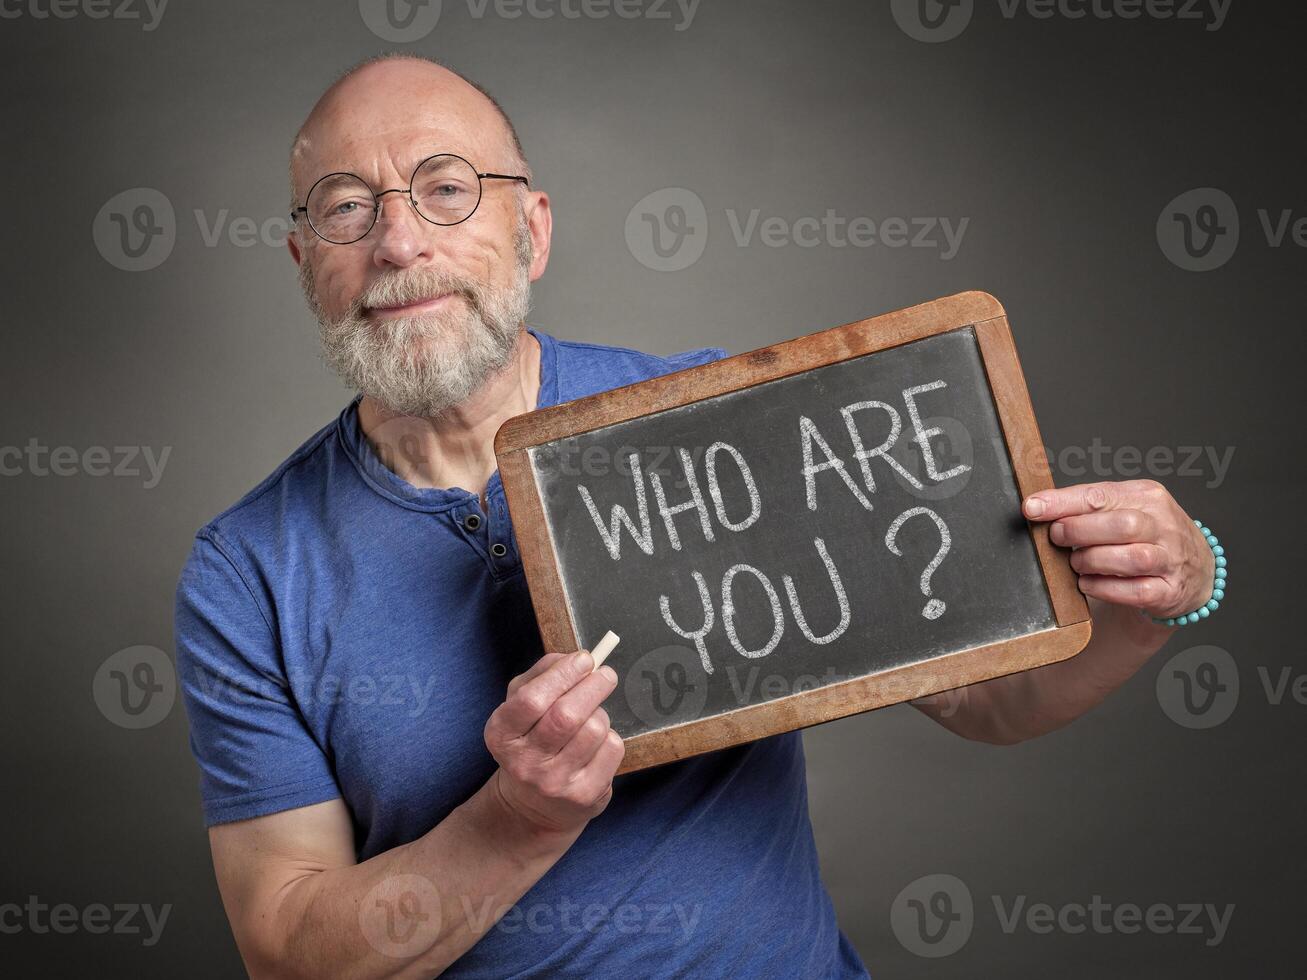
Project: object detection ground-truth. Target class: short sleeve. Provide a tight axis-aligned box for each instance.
[174,531,341,826]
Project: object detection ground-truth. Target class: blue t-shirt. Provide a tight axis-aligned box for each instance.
[175,327,870,978]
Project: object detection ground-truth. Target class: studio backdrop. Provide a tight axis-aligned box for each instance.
[2,1,1301,976]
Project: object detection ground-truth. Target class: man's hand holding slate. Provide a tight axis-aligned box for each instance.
[916,478,1221,746]
[1023,479,1216,623]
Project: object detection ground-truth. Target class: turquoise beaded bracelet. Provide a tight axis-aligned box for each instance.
[1151,519,1226,626]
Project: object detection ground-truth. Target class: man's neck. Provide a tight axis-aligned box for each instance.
[357,328,542,505]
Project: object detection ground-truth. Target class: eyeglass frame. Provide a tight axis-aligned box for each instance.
[290,152,530,244]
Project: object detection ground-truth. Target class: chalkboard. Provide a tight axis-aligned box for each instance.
[496,292,1091,772]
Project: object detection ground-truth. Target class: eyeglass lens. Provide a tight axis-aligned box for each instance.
[305,154,484,243]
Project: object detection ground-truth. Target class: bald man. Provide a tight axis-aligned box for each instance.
[175,54,1219,978]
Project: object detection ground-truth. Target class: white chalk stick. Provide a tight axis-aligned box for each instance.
[591,630,620,670]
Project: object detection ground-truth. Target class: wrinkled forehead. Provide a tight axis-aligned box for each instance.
[291,80,512,198]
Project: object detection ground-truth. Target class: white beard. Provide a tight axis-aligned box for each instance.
[302,221,533,419]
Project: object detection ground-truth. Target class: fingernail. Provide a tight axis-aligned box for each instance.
[1026,497,1045,517]
[573,650,593,670]
[599,665,618,683]
[1050,521,1063,542]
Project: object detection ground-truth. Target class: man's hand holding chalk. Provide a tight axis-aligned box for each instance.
[483,633,624,837]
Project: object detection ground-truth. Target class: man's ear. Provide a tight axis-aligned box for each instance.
[525,191,552,283]
[287,230,303,266]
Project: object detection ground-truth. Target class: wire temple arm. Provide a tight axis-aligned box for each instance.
[479,173,530,186]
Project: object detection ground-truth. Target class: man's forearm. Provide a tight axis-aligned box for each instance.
[215,651,624,979]
[914,598,1175,744]
[259,776,579,980]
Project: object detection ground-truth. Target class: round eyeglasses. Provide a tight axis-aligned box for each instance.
[291,153,529,244]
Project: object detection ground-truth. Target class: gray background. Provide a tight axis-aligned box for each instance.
[2,0,1302,975]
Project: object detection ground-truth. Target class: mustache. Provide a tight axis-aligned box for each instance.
[350,267,489,319]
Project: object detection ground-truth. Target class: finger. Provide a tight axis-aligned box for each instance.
[525,665,619,755]
[507,652,568,699]
[1024,482,1127,522]
[552,706,611,772]
[576,730,625,806]
[495,650,596,737]
[1077,573,1172,610]
[1049,509,1156,548]
[1069,543,1168,578]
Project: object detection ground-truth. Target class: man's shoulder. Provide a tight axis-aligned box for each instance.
[545,330,730,403]
[188,409,347,556]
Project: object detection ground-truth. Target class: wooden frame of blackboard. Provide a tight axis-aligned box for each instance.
[495,291,1092,773]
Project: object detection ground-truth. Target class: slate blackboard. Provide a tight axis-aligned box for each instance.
[497,293,1091,772]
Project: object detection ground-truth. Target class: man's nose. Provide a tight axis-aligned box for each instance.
[369,191,436,269]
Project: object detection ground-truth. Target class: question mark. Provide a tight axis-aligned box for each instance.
[885,506,951,620]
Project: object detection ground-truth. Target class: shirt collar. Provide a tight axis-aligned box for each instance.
[337,326,560,512]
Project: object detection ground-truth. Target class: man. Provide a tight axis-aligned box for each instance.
[175,54,1217,978]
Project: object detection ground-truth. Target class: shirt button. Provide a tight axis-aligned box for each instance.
[464,513,482,531]
[490,542,507,557]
